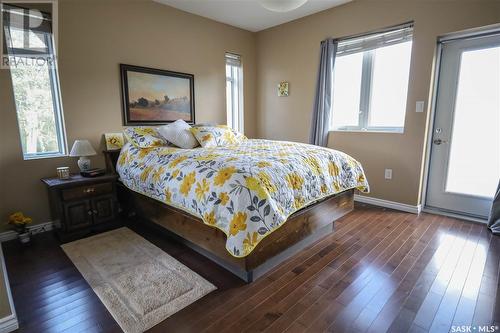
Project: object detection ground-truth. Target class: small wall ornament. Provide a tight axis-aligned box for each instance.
[278,81,289,97]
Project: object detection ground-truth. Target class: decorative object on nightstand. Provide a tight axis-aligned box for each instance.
[42,174,121,242]
[56,167,70,180]
[70,140,97,172]
[80,168,106,178]
[278,81,289,96]
[104,133,125,150]
[8,212,32,244]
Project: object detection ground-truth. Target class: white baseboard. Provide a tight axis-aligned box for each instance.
[0,221,55,243]
[0,247,17,333]
[0,314,18,333]
[422,207,487,224]
[354,194,421,214]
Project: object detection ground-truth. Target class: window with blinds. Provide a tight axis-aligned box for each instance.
[225,53,244,133]
[331,23,413,132]
[2,4,67,159]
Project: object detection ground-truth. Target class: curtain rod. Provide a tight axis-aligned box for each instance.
[325,21,414,44]
[439,23,500,43]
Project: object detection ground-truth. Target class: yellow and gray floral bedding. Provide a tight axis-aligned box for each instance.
[117,139,369,257]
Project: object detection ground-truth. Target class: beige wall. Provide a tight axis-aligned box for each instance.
[0,268,12,320]
[255,0,500,206]
[0,0,256,231]
[2,0,500,232]
[0,248,13,320]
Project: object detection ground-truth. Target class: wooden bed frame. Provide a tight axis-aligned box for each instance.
[104,150,354,282]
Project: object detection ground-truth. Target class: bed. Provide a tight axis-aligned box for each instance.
[106,138,368,282]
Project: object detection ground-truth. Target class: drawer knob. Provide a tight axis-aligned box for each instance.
[87,210,93,215]
[84,188,95,194]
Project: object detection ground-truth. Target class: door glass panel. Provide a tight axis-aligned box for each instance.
[445,46,500,198]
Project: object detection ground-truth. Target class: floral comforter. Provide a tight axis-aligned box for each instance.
[117,139,369,257]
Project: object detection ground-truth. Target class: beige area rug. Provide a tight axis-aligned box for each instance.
[62,227,216,333]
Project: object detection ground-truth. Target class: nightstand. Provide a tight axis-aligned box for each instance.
[42,174,121,242]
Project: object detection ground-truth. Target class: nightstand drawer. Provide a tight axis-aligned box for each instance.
[62,182,113,201]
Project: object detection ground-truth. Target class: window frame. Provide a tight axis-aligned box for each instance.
[4,6,67,160]
[225,53,244,134]
[331,24,413,134]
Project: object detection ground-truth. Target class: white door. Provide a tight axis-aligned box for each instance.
[426,33,500,219]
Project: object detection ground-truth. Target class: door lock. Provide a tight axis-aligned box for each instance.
[433,138,448,145]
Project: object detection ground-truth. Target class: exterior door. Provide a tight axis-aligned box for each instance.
[426,33,500,219]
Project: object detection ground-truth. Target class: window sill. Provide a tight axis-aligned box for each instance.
[23,153,67,161]
[330,128,404,134]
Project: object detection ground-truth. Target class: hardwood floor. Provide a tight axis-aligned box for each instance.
[3,203,499,333]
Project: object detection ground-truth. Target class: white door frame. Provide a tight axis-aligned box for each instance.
[420,23,500,223]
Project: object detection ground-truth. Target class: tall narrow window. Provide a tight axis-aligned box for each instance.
[225,53,244,133]
[331,23,413,132]
[2,4,66,159]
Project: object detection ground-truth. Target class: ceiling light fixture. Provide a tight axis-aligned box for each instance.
[259,0,308,12]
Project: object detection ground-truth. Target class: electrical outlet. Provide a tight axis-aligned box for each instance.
[384,169,393,180]
[416,101,425,113]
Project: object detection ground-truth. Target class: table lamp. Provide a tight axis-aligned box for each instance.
[70,140,97,172]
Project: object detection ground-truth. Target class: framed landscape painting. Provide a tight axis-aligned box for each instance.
[120,64,195,125]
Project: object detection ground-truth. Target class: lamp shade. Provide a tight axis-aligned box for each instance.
[69,140,97,157]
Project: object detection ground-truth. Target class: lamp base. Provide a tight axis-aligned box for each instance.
[77,157,92,172]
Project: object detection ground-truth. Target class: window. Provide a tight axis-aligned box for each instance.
[331,24,413,132]
[225,53,244,133]
[2,5,66,159]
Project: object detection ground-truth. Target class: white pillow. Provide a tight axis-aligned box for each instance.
[158,120,199,149]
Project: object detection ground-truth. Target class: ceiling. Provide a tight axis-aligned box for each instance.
[153,0,352,32]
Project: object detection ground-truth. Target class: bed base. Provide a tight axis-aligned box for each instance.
[119,185,354,282]
[105,148,355,282]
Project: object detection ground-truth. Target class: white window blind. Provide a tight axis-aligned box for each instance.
[225,53,244,133]
[336,23,413,56]
[225,52,241,67]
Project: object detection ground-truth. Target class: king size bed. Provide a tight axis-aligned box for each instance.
[105,131,368,282]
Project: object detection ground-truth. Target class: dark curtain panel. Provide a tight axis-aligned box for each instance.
[309,38,337,147]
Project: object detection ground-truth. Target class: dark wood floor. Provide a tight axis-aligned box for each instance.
[3,204,499,333]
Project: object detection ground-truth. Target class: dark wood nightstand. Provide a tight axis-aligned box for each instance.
[42,174,121,242]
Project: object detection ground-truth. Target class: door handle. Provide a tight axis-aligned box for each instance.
[433,138,448,145]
